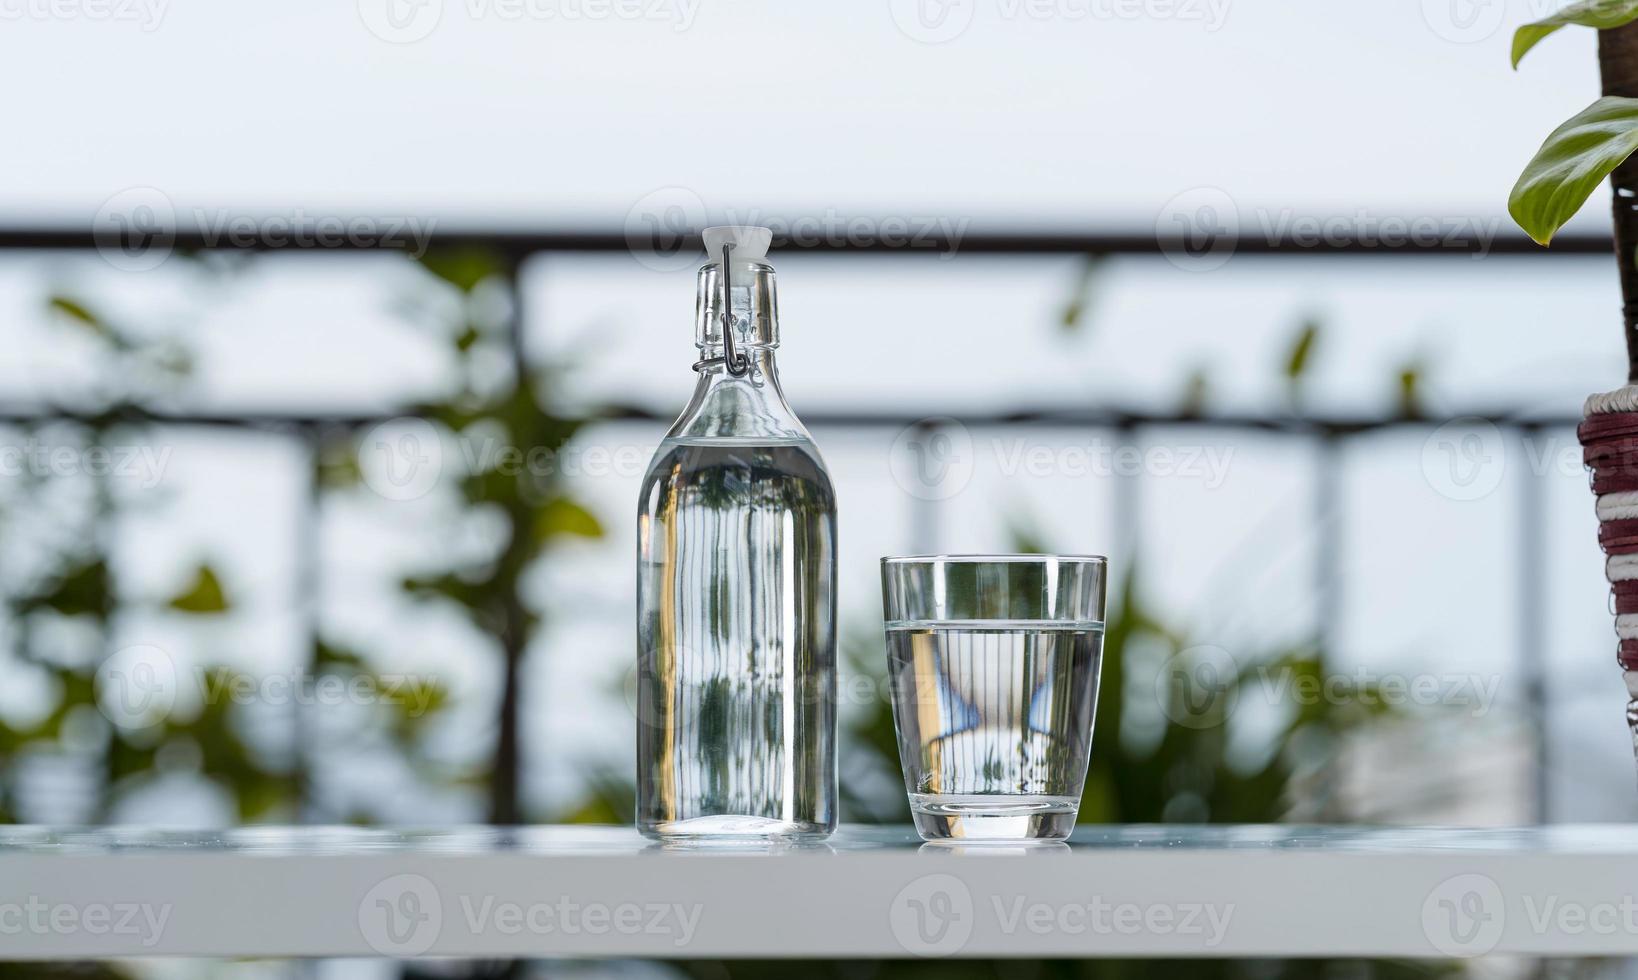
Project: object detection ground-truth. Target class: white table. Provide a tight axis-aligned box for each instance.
[0,825,1632,959]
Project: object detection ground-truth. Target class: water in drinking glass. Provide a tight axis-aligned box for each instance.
[881,556,1107,840]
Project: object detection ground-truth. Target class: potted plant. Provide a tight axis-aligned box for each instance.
[1511,1,1638,771]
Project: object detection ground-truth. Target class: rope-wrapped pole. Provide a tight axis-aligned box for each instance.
[1582,393,1638,762]
[1590,23,1638,772]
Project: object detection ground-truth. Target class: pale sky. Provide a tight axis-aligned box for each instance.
[0,0,1613,233]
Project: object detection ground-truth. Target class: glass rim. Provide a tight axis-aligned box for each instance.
[879,554,1107,565]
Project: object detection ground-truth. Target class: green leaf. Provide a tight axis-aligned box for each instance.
[1179,367,1208,417]
[533,497,603,543]
[1058,254,1105,333]
[49,295,97,325]
[315,443,363,489]
[402,572,474,603]
[168,564,230,614]
[47,295,115,342]
[418,247,506,293]
[1284,319,1319,381]
[313,640,367,671]
[26,559,111,617]
[1396,362,1425,419]
[1513,0,1638,68]
[1509,96,1638,244]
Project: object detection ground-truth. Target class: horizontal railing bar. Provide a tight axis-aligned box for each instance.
[611,406,1582,434]
[0,227,1615,257]
[0,404,1584,434]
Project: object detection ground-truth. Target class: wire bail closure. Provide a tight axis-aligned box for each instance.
[692,242,751,377]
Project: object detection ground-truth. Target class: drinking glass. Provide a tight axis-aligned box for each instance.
[880,555,1107,841]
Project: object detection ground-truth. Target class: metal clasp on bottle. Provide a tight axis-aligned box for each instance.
[691,242,751,378]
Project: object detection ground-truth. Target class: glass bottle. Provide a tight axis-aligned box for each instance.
[636,226,837,840]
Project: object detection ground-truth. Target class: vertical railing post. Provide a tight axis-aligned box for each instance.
[907,418,941,555]
[490,250,532,828]
[1518,422,1550,822]
[294,421,322,824]
[1113,418,1141,588]
[1314,430,1343,656]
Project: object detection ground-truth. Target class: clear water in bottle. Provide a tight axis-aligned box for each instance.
[637,438,835,838]
[636,225,837,841]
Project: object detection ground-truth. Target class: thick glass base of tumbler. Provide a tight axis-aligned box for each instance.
[910,794,1079,841]
[638,814,834,843]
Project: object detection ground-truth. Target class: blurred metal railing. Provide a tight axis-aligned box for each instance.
[0,224,1609,823]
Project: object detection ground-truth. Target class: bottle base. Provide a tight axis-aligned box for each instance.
[909,793,1079,841]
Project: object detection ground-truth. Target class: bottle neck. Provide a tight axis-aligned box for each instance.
[671,348,811,443]
[694,347,782,390]
[696,257,779,350]
[669,254,810,442]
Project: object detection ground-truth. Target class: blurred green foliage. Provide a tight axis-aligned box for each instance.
[0,247,609,829]
[0,250,1474,980]
[0,286,298,826]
